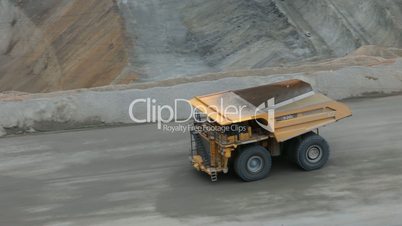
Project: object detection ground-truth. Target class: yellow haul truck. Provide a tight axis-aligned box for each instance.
[189,80,351,182]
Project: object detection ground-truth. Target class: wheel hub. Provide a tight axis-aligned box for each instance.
[306,145,323,163]
[247,156,263,173]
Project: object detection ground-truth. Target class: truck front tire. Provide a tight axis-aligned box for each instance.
[293,133,330,171]
[234,145,272,182]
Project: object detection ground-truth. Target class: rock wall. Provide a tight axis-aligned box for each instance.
[1,0,402,92]
[0,0,128,92]
[118,0,402,81]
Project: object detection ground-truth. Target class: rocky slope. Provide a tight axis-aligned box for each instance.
[120,0,402,81]
[0,0,401,92]
[0,0,128,92]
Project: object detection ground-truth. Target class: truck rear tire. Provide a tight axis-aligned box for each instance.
[234,145,272,182]
[293,133,330,171]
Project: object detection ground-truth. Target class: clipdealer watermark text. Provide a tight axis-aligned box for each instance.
[161,123,248,133]
[128,97,275,133]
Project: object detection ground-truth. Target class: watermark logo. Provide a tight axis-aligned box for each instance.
[128,97,275,133]
[254,98,275,133]
[128,98,192,129]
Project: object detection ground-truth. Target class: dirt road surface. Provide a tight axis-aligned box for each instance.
[1,95,402,226]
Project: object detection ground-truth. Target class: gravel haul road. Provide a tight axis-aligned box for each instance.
[1,95,402,226]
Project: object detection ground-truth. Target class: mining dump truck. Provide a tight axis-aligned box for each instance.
[189,79,352,182]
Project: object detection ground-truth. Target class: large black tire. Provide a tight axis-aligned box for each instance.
[234,145,272,182]
[292,133,330,171]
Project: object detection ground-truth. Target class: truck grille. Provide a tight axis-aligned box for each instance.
[190,130,211,166]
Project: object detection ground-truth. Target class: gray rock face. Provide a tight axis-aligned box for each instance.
[1,0,402,91]
[119,0,402,80]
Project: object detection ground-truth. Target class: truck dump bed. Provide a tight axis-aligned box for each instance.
[190,80,351,142]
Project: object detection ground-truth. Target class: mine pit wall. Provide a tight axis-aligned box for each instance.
[0,59,401,135]
[0,0,128,93]
[113,0,402,82]
[1,0,402,92]
[180,0,402,70]
[279,0,402,56]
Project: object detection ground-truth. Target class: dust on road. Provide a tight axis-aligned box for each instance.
[1,95,402,226]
